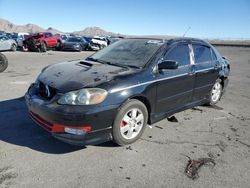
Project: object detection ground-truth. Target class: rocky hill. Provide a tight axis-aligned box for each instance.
[0,18,118,36]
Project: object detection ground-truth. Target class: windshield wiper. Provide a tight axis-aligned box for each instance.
[86,57,139,69]
[122,64,140,69]
[86,57,127,68]
[86,57,100,62]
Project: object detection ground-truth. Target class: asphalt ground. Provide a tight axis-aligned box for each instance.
[0,47,249,188]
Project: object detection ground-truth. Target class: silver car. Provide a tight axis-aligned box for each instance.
[0,36,17,51]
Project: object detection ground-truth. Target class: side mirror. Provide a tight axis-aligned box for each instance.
[158,60,178,70]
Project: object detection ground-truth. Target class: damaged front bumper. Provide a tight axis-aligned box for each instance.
[25,84,117,146]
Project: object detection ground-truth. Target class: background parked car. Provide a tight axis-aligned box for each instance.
[82,36,100,51]
[23,32,63,52]
[91,36,108,49]
[62,36,88,51]
[60,35,69,43]
[0,36,17,51]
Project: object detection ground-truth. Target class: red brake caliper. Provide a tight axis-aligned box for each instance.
[120,120,127,127]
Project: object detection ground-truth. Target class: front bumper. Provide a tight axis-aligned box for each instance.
[25,85,118,146]
[63,45,81,51]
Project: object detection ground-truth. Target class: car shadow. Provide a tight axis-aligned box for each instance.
[0,97,85,154]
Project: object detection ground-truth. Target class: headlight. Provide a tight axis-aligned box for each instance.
[58,88,107,105]
[74,43,80,47]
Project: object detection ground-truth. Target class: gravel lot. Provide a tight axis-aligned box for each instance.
[0,47,250,188]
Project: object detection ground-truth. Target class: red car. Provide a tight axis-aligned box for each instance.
[23,32,63,52]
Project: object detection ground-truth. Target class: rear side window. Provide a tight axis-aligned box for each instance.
[193,45,212,63]
[165,44,190,66]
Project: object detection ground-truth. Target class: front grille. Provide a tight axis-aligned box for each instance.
[38,82,56,100]
[29,111,53,132]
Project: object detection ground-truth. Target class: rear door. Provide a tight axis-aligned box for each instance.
[155,43,195,114]
[191,43,220,101]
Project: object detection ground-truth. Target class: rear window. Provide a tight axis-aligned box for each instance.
[193,45,212,63]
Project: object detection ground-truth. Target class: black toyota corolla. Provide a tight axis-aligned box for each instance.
[25,38,230,146]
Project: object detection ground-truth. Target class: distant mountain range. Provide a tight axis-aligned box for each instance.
[0,18,118,36]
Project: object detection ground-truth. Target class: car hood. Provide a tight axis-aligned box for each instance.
[38,60,131,92]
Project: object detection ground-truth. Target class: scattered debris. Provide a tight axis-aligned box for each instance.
[207,152,215,159]
[192,107,204,113]
[148,125,153,129]
[126,146,132,150]
[238,140,250,148]
[167,116,178,122]
[183,155,216,180]
[155,125,163,129]
[148,136,152,138]
[125,177,131,180]
[119,166,123,169]
[213,116,227,121]
[230,128,238,132]
[208,105,224,110]
[142,164,146,167]
[184,117,192,120]
[193,146,197,148]
[217,140,227,152]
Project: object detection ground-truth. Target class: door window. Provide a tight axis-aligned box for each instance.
[193,45,212,63]
[164,44,190,66]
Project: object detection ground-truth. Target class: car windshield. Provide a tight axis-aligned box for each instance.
[67,37,81,42]
[89,39,163,68]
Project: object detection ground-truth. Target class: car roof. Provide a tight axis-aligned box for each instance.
[126,37,211,46]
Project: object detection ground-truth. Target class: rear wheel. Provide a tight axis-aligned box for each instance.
[0,53,8,73]
[207,79,223,106]
[11,44,17,51]
[112,99,148,146]
[56,41,62,50]
[78,46,82,52]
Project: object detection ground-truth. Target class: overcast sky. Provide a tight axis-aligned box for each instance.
[0,0,249,39]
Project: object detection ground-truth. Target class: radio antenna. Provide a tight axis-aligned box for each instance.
[183,26,191,37]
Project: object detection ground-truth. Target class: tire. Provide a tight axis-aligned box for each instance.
[40,42,47,52]
[56,41,62,51]
[112,99,148,146]
[207,79,223,106]
[78,46,82,52]
[11,44,17,51]
[0,53,8,73]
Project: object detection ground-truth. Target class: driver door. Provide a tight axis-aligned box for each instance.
[155,43,195,114]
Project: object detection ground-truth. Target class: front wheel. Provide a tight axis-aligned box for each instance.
[207,79,223,106]
[0,53,8,73]
[40,42,47,52]
[112,99,148,146]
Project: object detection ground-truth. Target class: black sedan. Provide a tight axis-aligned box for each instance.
[62,37,88,51]
[25,38,230,146]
